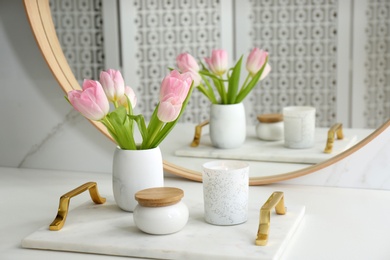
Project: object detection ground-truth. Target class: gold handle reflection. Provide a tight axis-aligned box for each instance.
[324,123,344,154]
[190,120,209,147]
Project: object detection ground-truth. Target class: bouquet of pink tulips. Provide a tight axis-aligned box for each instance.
[66,69,193,150]
[175,48,271,104]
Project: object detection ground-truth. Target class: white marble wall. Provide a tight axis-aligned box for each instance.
[0,1,113,173]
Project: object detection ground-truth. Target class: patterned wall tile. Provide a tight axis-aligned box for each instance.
[50,0,105,84]
[130,0,220,122]
[365,0,390,128]
[248,0,338,127]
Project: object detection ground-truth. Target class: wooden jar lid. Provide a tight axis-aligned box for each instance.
[135,187,184,207]
[257,113,283,123]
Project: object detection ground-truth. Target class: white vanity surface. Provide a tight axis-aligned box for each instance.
[1,166,390,260]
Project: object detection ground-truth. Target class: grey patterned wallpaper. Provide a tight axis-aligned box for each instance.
[130,0,220,122]
[50,0,105,83]
[50,0,389,128]
[249,0,338,127]
[365,0,390,128]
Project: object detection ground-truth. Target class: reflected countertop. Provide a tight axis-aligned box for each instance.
[161,123,389,189]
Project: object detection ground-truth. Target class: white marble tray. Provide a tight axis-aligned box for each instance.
[22,197,305,260]
[175,127,371,164]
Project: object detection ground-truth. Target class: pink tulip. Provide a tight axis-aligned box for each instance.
[260,63,271,80]
[118,86,137,109]
[157,96,183,123]
[68,79,109,121]
[205,49,228,76]
[176,53,200,72]
[99,69,125,102]
[246,48,271,78]
[159,70,192,103]
[186,68,201,86]
[158,70,192,122]
[176,53,201,86]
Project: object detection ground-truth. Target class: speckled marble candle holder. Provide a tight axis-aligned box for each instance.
[202,160,249,225]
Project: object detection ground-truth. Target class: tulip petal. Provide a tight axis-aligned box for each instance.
[157,100,182,123]
[99,69,125,102]
[176,53,200,72]
[68,80,109,121]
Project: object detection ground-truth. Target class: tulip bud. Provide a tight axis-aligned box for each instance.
[99,69,125,102]
[205,49,228,76]
[176,53,200,72]
[246,48,270,78]
[186,69,201,86]
[159,70,192,104]
[260,63,271,81]
[176,53,201,86]
[118,86,137,109]
[157,96,182,123]
[68,79,109,121]
[158,70,192,122]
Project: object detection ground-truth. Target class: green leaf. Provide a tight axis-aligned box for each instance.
[128,114,148,143]
[199,69,220,80]
[106,107,136,149]
[196,85,215,104]
[212,77,226,104]
[227,55,243,104]
[199,75,218,104]
[142,104,161,148]
[64,96,71,105]
[100,118,120,145]
[149,82,195,148]
[124,94,134,115]
[235,57,269,103]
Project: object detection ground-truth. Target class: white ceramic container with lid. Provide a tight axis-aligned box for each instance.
[133,187,189,235]
[256,113,284,141]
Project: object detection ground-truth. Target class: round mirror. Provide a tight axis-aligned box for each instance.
[24,0,389,185]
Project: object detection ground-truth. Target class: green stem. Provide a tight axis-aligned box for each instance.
[199,75,218,104]
[113,100,119,109]
[100,117,120,145]
[149,81,195,148]
[215,76,227,104]
[227,55,243,104]
[235,57,269,103]
[142,120,164,149]
[128,114,148,144]
[241,74,251,90]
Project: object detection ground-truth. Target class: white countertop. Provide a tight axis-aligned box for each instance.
[1,166,390,259]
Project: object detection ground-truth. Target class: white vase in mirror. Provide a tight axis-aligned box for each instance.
[209,103,246,149]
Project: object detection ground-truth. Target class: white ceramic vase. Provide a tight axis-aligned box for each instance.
[209,103,246,149]
[112,146,164,212]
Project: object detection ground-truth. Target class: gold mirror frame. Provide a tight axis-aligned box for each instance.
[24,0,390,185]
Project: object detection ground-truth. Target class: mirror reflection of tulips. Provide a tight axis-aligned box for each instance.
[67,69,193,150]
[175,48,271,105]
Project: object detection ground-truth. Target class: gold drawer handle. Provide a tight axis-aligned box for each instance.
[256,191,286,246]
[49,182,106,231]
[324,123,344,154]
[190,119,209,147]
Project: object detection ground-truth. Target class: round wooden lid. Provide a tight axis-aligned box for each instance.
[135,187,184,207]
[257,113,283,123]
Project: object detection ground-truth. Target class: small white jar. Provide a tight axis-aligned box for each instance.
[256,113,284,141]
[133,187,189,235]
